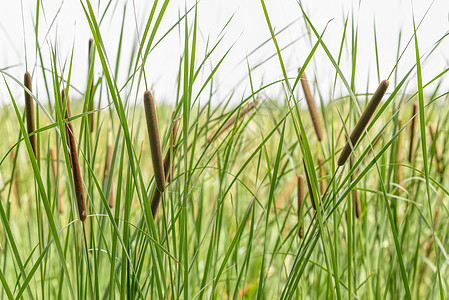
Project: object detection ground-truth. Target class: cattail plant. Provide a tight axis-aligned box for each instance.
[318,157,326,195]
[151,117,179,219]
[396,118,403,184]
[144,90,165,193]
[303,159,317,210]
[24,72,37,158]
[62,89,87,222]
[10,148,21,208]
[428,123,442,174]
[408,103,418,163]
[297,174,305,238]
[50,147,64,213]
[337,80,389,166]
[207,97,260,143]
[299,68,323,142]
[88,38,95,133]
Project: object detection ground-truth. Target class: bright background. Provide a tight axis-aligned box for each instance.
[1,0,448,105]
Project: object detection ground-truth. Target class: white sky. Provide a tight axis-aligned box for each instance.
[0,0,448,106]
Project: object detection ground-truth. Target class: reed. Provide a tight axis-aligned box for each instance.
[50,147,64,213]
[24,72,37,158]
[318,157,326,195]
[337,80,389,166]
[207,97,260,143]
[62,89,87,221]
[88,38,95,133]
[303,159,317,210]
[297,174,305,238]
[151,117,179,219]
[408,103,418,163]
[299,68,323,141]
[144,90,165,193]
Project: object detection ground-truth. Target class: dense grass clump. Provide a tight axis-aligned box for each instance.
[1,1,449,299]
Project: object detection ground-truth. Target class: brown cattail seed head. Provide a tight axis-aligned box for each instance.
[62,90,86,221]
[299,68,323,141]
[337,80,389,166]
[24,72,37,158]
[408,103,418,163]
[144,91,165,193]
[297,175,305,238]
[151,117,180,219]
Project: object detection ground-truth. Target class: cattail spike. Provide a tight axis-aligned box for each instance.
[299,68,323,141]
[62,89,86,221]
[338,80,389,166]
[151,117,180,219]
[24,72,37,158]
[408,103,418,163]
[297,175,305,238]
[144,90,165,193]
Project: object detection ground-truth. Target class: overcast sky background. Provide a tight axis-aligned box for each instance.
[0,0,448,107]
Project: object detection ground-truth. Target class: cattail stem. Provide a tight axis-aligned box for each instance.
[297,175,305,238]
[207,97,260,143]
[62,90,87,221]
[24,72,37,158]
[88,38,95,133]
[151,118,179,219]
[144,91,165,193]
[299,68,323,141]
[338,80,389,166]
[408,103,418,163]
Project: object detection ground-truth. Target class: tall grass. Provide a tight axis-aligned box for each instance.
[0,1,448,299]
